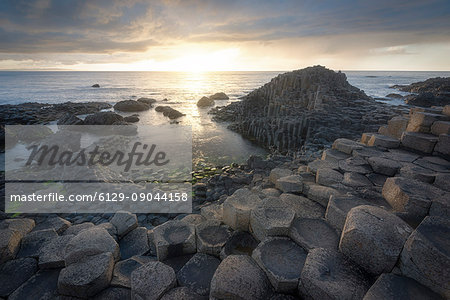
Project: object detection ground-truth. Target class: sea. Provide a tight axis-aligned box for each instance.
[1,70,449,167]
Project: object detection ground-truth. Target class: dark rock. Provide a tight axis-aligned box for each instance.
[197,96,214,107]
[137,97,157,105]
[131,261,176,300]
[386,93,403,99]
[153,220,196,260]
[177,253,221,296]
[220,230,259,259]
[110,211,138,238]
[0,257,38,297]
[195,220,231,257]
[155,106,185,119]
[38,234,74,269]
[123,115,139,123]
[93,287,131,300]
[92,84,100,88]
[111,256,155,288]
[17,229,58,258]
[119,227,150,260]
[57,113,84,125]
[289,218,339,251]
[83,111,124,125]
[114,100,150,112]
[161,287,207,300]
[209,92,229,100]
[8,269,60,300]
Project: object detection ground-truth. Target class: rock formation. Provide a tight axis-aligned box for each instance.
[391,77,450,107]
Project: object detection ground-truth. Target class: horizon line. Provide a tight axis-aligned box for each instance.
[1,69,450,72]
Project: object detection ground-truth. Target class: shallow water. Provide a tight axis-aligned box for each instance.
[1,70,449,167]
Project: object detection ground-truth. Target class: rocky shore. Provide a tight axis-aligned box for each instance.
[390,77,450,107]
[211,66,408,157]
[1,68,449,299]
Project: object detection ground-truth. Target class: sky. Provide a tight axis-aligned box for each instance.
[0,0,449,71]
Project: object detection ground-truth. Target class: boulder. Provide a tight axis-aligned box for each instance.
[137,97,157,105]
[177,253,221,296]
[83,111,124,125]
[279,193,325,219]
[298,248,372,300]
[114,100,150,112]
[401,132,438,153]
[222,188,261,231]
[382,177,445,224]
[252,237,307,293]
[289,218,339,251]
[161,287,206,300]
[363,273,443,300]
[58,252,115,298]
[325,195,371,232]
[315,168,343,186]
[155,106,185,119]
[0,257,38,297]
[275,175,303,193]
[64,227,120,265]
[119,227,150,260]
[210,255,273,300]
[110,211,138,238]
[131,261,177,300]
[197,96,214,107]
[399,216,450,298]
[269,168,293,184]
[0,218,35,264]
[220,230,259,259]
[367,134,400,148]
[17,229,58,258]
[33,216,70,234]
[209,92,229,100]
[123,115,140,123]
[152,220,196,261]
[63,222,94,235]
[332,138,364,154]
[111,255,155,288]
[339,205,413,275]
[342,172,373,187]
[92,84,100,87]
[367,157,401,176]
[250,205,295,241]
[196,220,231,257]
[38,235,74,269]
[8,269,60,300]
[57,113,84,125]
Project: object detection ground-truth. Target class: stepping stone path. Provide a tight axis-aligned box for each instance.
[252,237,307,293]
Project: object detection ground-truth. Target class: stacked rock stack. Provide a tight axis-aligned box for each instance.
[212,66,405,155]
[1,105,448,299]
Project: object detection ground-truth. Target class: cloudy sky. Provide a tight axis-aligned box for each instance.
[0,0,449,71]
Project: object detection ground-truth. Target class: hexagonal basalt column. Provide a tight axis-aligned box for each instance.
[252,237,307,293]
[153,220,196,261]
[196,220,231,257]
[222,188,261,231]
[250,205,295,241]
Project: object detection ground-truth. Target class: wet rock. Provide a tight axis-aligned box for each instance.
[153,220,196,261]
[114,100,150,112]
[223,188,261,231]
[131,261,177,300]
[210,92,229,100]
[220,230,259,259]
[92,83,100,88]
[367,157,401,176]
[17,229,58,258]
[340,205,413,275]
[399,216,450,298]
[275,175,303,193]
[252,237,307,293]
[298,248,372,300]
[250,205,295,241]
[64,227,120,265]
[342,172,373,187]
[63,222,94,236]
[123,115,140,123]
[177,253,221,296]
[111,256,155,288]
[289,218,339,251]
[0,257,38,297]
[315,168,343,186]
[120,227,150,260]
[83,111,124,125]
[401,132,438,154]
[8,269,60,300]
[155,106,185,119]
[161,287,206,300]
[196,220,231,257]
[57,113,84,125]
[137,97,157,105]
[382,177,445,224]
[93,287,131,300]
[38,234,74,269]
[269,168,293,184]
[210,255,273,300]
[363,273,443,300]
[110,211,138,238]
[0,218,35,264]
[280,193,325,219]
[58,252,114,298]
[197,96,214,107]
